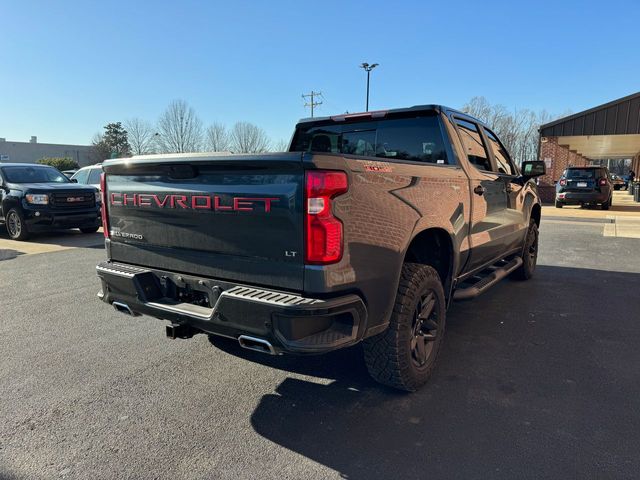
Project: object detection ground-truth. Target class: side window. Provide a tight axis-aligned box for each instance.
[484,129,515,175]
[88,168,102,184]
[375,117,448,164]
[455,119,492,171]
[72,168,89,184]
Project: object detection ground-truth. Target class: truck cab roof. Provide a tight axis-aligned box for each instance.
[296,104,485,128]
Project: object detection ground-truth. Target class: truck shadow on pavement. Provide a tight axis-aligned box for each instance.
[240,265,640,479]
[0,248,24,261]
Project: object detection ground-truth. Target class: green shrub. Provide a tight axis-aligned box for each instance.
[37,157,79,171]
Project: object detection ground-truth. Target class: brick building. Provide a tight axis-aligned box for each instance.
[538,92,640,202]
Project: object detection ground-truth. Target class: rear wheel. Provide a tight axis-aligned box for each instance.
[554,200,563,208]
[602,197,611,210]
[511,220,538,280]
[6,208,30,241]
[80,226,100,234]
[363,263,446,392]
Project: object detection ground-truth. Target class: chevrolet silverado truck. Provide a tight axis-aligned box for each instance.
[0,163,101,240]
[96,105,546,391]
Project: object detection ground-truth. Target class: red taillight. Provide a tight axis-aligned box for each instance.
[559,178,567,186]
[599,178,607,186]
[100,173,109,238]
[305,170,348,264]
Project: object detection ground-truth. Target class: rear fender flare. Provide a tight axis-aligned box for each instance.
[400,225,458,299]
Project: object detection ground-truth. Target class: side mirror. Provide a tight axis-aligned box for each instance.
[71,178,78,183]
[521,160,546,178]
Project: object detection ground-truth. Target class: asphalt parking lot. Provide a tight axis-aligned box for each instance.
[1,218,640,480]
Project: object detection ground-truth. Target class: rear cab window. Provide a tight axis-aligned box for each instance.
[291,113,450,165]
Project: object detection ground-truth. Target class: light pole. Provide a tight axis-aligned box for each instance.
[360,62,379,112]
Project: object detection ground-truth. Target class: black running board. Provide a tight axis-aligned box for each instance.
[453,257,523,301]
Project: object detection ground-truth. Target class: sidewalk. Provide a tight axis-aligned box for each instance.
[0,229,104,260]
[603,216,640,239]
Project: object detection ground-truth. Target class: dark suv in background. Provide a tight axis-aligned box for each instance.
[555,166,613,209]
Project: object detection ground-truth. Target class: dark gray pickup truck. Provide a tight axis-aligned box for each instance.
[96,105,545,391]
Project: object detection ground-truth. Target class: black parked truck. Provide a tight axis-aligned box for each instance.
[96,105,546,391]
[0,163,101,240]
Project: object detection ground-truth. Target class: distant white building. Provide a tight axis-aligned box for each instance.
[0,136,94,166]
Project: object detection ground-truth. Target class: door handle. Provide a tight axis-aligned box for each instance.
[474,185,485,196]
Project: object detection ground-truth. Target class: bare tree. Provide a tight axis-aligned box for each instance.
[230,122,270,153]
[156,100,204,153]
[125,118,156,155]
[272,139,290,152]
[462,97,567,165]
[205,122,231,152]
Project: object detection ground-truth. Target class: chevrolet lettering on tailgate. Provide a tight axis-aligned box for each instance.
[109,193,279,212]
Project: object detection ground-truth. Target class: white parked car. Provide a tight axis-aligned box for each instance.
[71,164,102,190]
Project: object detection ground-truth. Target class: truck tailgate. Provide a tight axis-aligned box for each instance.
[102,153,304,291]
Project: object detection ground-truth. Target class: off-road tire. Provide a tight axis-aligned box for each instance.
[6,208,30,241]
[80,226,100,234]
[511,220,538,280]
[363,263,446,392]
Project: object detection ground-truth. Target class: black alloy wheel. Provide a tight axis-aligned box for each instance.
[410,291,440,368]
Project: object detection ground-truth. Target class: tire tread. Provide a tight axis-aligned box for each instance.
[363,263,445,392]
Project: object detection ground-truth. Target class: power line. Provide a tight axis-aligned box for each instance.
[302,91,323,117]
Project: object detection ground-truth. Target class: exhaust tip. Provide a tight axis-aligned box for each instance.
[238,335,276,355]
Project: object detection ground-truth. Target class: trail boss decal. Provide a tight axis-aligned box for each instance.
[109,193,279,213]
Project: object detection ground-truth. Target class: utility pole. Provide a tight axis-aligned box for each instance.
[360,63,379,112]
[302,91,323,117]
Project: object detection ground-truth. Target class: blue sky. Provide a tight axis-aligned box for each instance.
[1,0,639,146]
